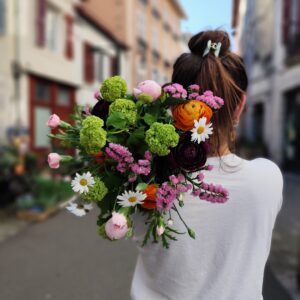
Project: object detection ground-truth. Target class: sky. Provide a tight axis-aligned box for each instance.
[179,0,233,36]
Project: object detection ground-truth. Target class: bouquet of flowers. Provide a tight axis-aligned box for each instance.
[47,76,229,248]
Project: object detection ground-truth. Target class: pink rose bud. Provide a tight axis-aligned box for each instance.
[48,153,61,169]
[94,91,101,100]
[47,114,60,129]
[105,217,129,240]
[156,225,165,236]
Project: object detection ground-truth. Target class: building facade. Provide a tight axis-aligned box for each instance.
[81,0,186,87]
[232,0,300,169]
[0,0,128,155]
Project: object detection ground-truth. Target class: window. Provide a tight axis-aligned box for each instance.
[151,69,159,83]
[34,107,51,148]
[57,87,71,106]
[0,0,6,34]
[35,80,50,102]
[45,5,59,51]
[137,10,146,38]
[152,26,159,50]
[94,51,104,82]
[137,57,146,83]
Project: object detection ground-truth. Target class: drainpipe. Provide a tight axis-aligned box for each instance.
[12,0,22,128]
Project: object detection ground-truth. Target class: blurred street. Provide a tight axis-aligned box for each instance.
[0,173,299,300]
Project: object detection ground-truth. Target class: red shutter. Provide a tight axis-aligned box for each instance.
[283,0,291,44]
[110,56,119,76]
[36,0,46,46]
[84,42,94,83]
[65,15,74,60]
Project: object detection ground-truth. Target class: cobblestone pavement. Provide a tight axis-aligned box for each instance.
[0,174,298,300]
[268,173,300,300]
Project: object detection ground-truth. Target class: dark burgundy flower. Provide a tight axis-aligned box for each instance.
[169,132,209,172]
[91,100,110,121]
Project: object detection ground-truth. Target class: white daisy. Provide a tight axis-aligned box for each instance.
[117,190,146,207]
[71,172,95,194]
[190,117,213,144]
[66,201,93,217]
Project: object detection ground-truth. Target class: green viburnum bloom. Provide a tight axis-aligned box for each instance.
[109,98,137,126]
[136,93,153,103]
[81,177,108,202]
[80,116,107,154]
[145,122,179,156]
[100,76,127,102]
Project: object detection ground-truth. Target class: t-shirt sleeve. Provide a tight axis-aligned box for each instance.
[255,158,284,213]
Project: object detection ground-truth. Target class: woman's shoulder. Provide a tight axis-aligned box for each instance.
[246,157,283,186]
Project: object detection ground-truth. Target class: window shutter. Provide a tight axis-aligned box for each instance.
[0,0,6,34]
[283,0,291,44]
[84,42,94,83]
[110,56,119,76]
[36,0,46,46]
[65,15,74,60]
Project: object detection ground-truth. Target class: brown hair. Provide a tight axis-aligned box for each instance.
[172,30,248,156]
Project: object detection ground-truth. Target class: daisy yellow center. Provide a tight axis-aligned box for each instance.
[80,178,88,186]
[197,126,205,134]
[128,196,137,203]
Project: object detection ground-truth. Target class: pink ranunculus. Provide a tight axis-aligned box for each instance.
[105,217,129,240]
[47,114,60,129]
[134,80,162,101]
[48,153,61,169]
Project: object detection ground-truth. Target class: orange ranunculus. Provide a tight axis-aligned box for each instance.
[172,100,213,131]
[141,184,158,210]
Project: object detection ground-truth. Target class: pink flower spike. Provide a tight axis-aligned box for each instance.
[177,174,185,182]
[197,172,204,181]
[207,165,214,171]
[144,150,152,160]
[192,189,201,197]
[189,84,200,91]
[47,114,60,129]
[48,153,61,169]
[169,175,179,185]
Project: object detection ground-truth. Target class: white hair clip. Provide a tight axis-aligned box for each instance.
[202,40,222,57]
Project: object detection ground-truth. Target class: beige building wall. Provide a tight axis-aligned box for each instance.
[81,0,186,88]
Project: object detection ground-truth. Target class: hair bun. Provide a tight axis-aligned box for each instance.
[188,30,231,57]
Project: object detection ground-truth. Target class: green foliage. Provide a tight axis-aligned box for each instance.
[81,177,108,202]
[80,116,107,154]
[145,122,179,156]
[109,99,137,126]
[100,76,127,102]
[16,176,73,210]
[106,112,128,129]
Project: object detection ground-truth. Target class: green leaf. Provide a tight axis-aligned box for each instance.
[106,112,128,129]
[143,113,157,126]
[135,182,148,191]
[162,97,186,107]
[126,126,145,146]
[125,227,133,239]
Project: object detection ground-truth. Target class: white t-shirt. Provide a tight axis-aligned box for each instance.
[130,154,283,300]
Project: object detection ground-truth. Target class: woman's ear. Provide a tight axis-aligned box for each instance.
[234,94,246,122]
